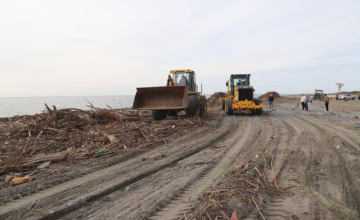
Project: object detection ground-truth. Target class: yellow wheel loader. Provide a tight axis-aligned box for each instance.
[132,69,207,120]
[222,74,263,115]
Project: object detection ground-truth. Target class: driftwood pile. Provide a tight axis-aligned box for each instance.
[207,92,227,107]
[0,104,213,179]
[259,92,281,99]
[185,150,296,220]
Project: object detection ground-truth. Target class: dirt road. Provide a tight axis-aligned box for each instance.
[1,99,360,220]
[252,109,360,220]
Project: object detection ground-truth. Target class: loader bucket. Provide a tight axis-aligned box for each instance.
[132,86,189,110]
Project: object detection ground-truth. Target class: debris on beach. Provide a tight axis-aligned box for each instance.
[207,92,227,107]
[0,103,218,186]
[185,151,296,220]
[259,91,281,99]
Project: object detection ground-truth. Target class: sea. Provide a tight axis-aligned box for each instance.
[0,94,264,118]
[0,96,135,118]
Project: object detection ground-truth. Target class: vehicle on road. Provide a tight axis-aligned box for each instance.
[220,74,263,115]
[132,69,207,120]
[339,94,358,100]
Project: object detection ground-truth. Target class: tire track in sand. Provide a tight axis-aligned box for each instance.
[59,117,246,220]
[149,118,254,220]
[1,118,234,220]
[150,116,273,220]
[258,114,309,220]
[295,114,360,219]
[255,110,360,220]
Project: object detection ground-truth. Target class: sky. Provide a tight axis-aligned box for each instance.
[0,0,359,97]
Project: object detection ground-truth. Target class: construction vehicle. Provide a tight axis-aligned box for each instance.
[313,90,324,101]
[132,69,207,120]
[220,74,263,115]
[219,83,231,110]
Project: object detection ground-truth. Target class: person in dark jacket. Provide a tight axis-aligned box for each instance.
[268,94,274,109]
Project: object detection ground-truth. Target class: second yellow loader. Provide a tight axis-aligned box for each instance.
[220,74,263,115]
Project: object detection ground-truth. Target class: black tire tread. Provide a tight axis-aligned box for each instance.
[186,95,198,116]
[254,99,263,115]
[226,99,233,115]
[221,99,225,110]
[199,96,207,116]
[152,110,167,120]
[167,110,177,116]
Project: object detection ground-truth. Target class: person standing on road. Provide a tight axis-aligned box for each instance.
[268,94,274,109]
[301,94,306,110]
[306,95,312,112]
[336,94,339,101]
[324,94,329,111]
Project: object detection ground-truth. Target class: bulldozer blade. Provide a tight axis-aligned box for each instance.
[132,86,189,110]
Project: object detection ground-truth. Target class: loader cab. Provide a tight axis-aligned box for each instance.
[228,74,253,101]
[229,74,250,96]
[170,69,197,92]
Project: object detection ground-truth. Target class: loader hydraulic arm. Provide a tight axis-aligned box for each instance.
[227,80,230,96]
[225,80,231,97]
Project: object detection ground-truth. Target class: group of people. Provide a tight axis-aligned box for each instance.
[300,94,312,111]
[300,94,330,112]
[266,93,330,112]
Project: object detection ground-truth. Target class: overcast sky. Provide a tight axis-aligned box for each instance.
[0,0,359,97]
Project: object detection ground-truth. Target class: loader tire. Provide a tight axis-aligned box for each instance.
[199,96,207,116]
[254,99,263,115]
[221,99,226,110]
[186,95,199,116]
[226,99,233,115]
[255,109,263,115]
[167,110,177,116]
[152,110,167,120]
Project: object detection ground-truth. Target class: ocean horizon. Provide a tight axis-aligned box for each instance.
[0,95,136,118]
[0,93,269,118]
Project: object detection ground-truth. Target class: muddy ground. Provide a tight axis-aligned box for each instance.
[0,96,360,220]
